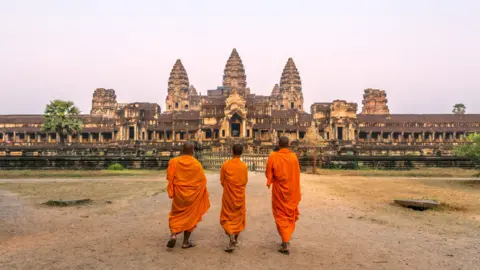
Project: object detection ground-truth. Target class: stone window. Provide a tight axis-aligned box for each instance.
[222,130,225,137]
[185,105,189,110]
[247,129,250,137]
[205,130,212,139]
[175,102,179,109]
[291,102,294,109]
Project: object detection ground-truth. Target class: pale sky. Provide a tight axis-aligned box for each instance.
[1,0,479,114]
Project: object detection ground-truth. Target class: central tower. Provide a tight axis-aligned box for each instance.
[222,48,248,96]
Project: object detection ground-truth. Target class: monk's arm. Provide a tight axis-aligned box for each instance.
[220,163,226,187]
[265,155,274,188]
[244,163,249,184]
[166,159,175,199]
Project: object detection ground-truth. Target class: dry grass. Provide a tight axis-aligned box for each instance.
[316,167,478,178]
[0,170,163,179]
[304,174,480,235]
[0,180,167,205]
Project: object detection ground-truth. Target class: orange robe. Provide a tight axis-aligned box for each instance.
[220,158,248,235]
[167,155,210,234]
[265,148,301,243]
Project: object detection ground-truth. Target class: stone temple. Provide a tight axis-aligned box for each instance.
[0,48,479,153]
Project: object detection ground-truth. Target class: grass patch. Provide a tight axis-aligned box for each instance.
[0,180,167,205]
[107,163,125,171]
[44,199,92,207]
[0,170,163,179]
[316,168,477,178]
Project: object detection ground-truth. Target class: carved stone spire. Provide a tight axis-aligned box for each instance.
[168,59,189,94]
[223,48,247,89]
[361,88,390,115]
[280,57,301,92]
[90,88,117,117]
[189,85,198,96]
[271,84,280,97]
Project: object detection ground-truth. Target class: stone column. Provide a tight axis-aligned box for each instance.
[242,120,246,138]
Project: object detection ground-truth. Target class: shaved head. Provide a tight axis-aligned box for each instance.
[279,136,289,149]
[182,141,194,155]
[232,144,243,156]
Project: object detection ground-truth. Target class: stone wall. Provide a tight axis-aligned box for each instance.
[0,156,171,170]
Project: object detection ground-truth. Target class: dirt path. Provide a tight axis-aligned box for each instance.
[1,173,479,270]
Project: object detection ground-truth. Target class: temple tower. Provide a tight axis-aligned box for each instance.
[276,58,304,110]
[361,88,390,115]
[280,58,302,92]
[271,84,280,97]
[166,59,193,111]
[90,88,118,117]
[223,48,248,95]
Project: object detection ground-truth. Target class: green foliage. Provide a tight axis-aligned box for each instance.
[453,134,480,160]
[107,163,125,171]
[42,100,83,144]
[452,103,466,114]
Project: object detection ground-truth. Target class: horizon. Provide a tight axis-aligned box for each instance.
[1,0,479,114]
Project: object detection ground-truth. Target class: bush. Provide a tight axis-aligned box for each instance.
[107,163,125,171]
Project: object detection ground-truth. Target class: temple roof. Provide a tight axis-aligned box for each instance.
[202,97,226,106]
[222,48,247,89]
[172,111,200,120]
[272,109,297,118]
[358,114,480,123]
[280,58,302,92]
[168,59,189,93]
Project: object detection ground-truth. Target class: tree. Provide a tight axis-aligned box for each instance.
[452,103,466,114]
[42,100,83,145]
[452,133,480,160]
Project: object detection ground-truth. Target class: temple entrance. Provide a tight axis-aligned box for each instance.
[129,127,135,140]
[230,113,242,137]
[337,127,343,140]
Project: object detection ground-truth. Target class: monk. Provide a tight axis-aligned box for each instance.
[220,144,248,252]
[265,136,301,255]
[166,142,210,249]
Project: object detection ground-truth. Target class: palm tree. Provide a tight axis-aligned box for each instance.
[452,103,466,114]
[42,100,83,145]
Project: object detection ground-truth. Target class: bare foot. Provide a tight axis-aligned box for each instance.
[278,242,290,255]
[181,241,196,249]
[166,234,177,248]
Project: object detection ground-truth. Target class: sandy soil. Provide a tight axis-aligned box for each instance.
[1,173,479,270]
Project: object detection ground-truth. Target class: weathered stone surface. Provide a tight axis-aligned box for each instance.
[223,48,247,90]
[168,59,189,94]
[271,84,280,97]
[280,58,302,92]
[361,88,390,115]
[394,199,439,210]
[166,59,193,111]
[90,88,117,117]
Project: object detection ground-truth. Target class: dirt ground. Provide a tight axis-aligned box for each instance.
[1,173,479,270]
